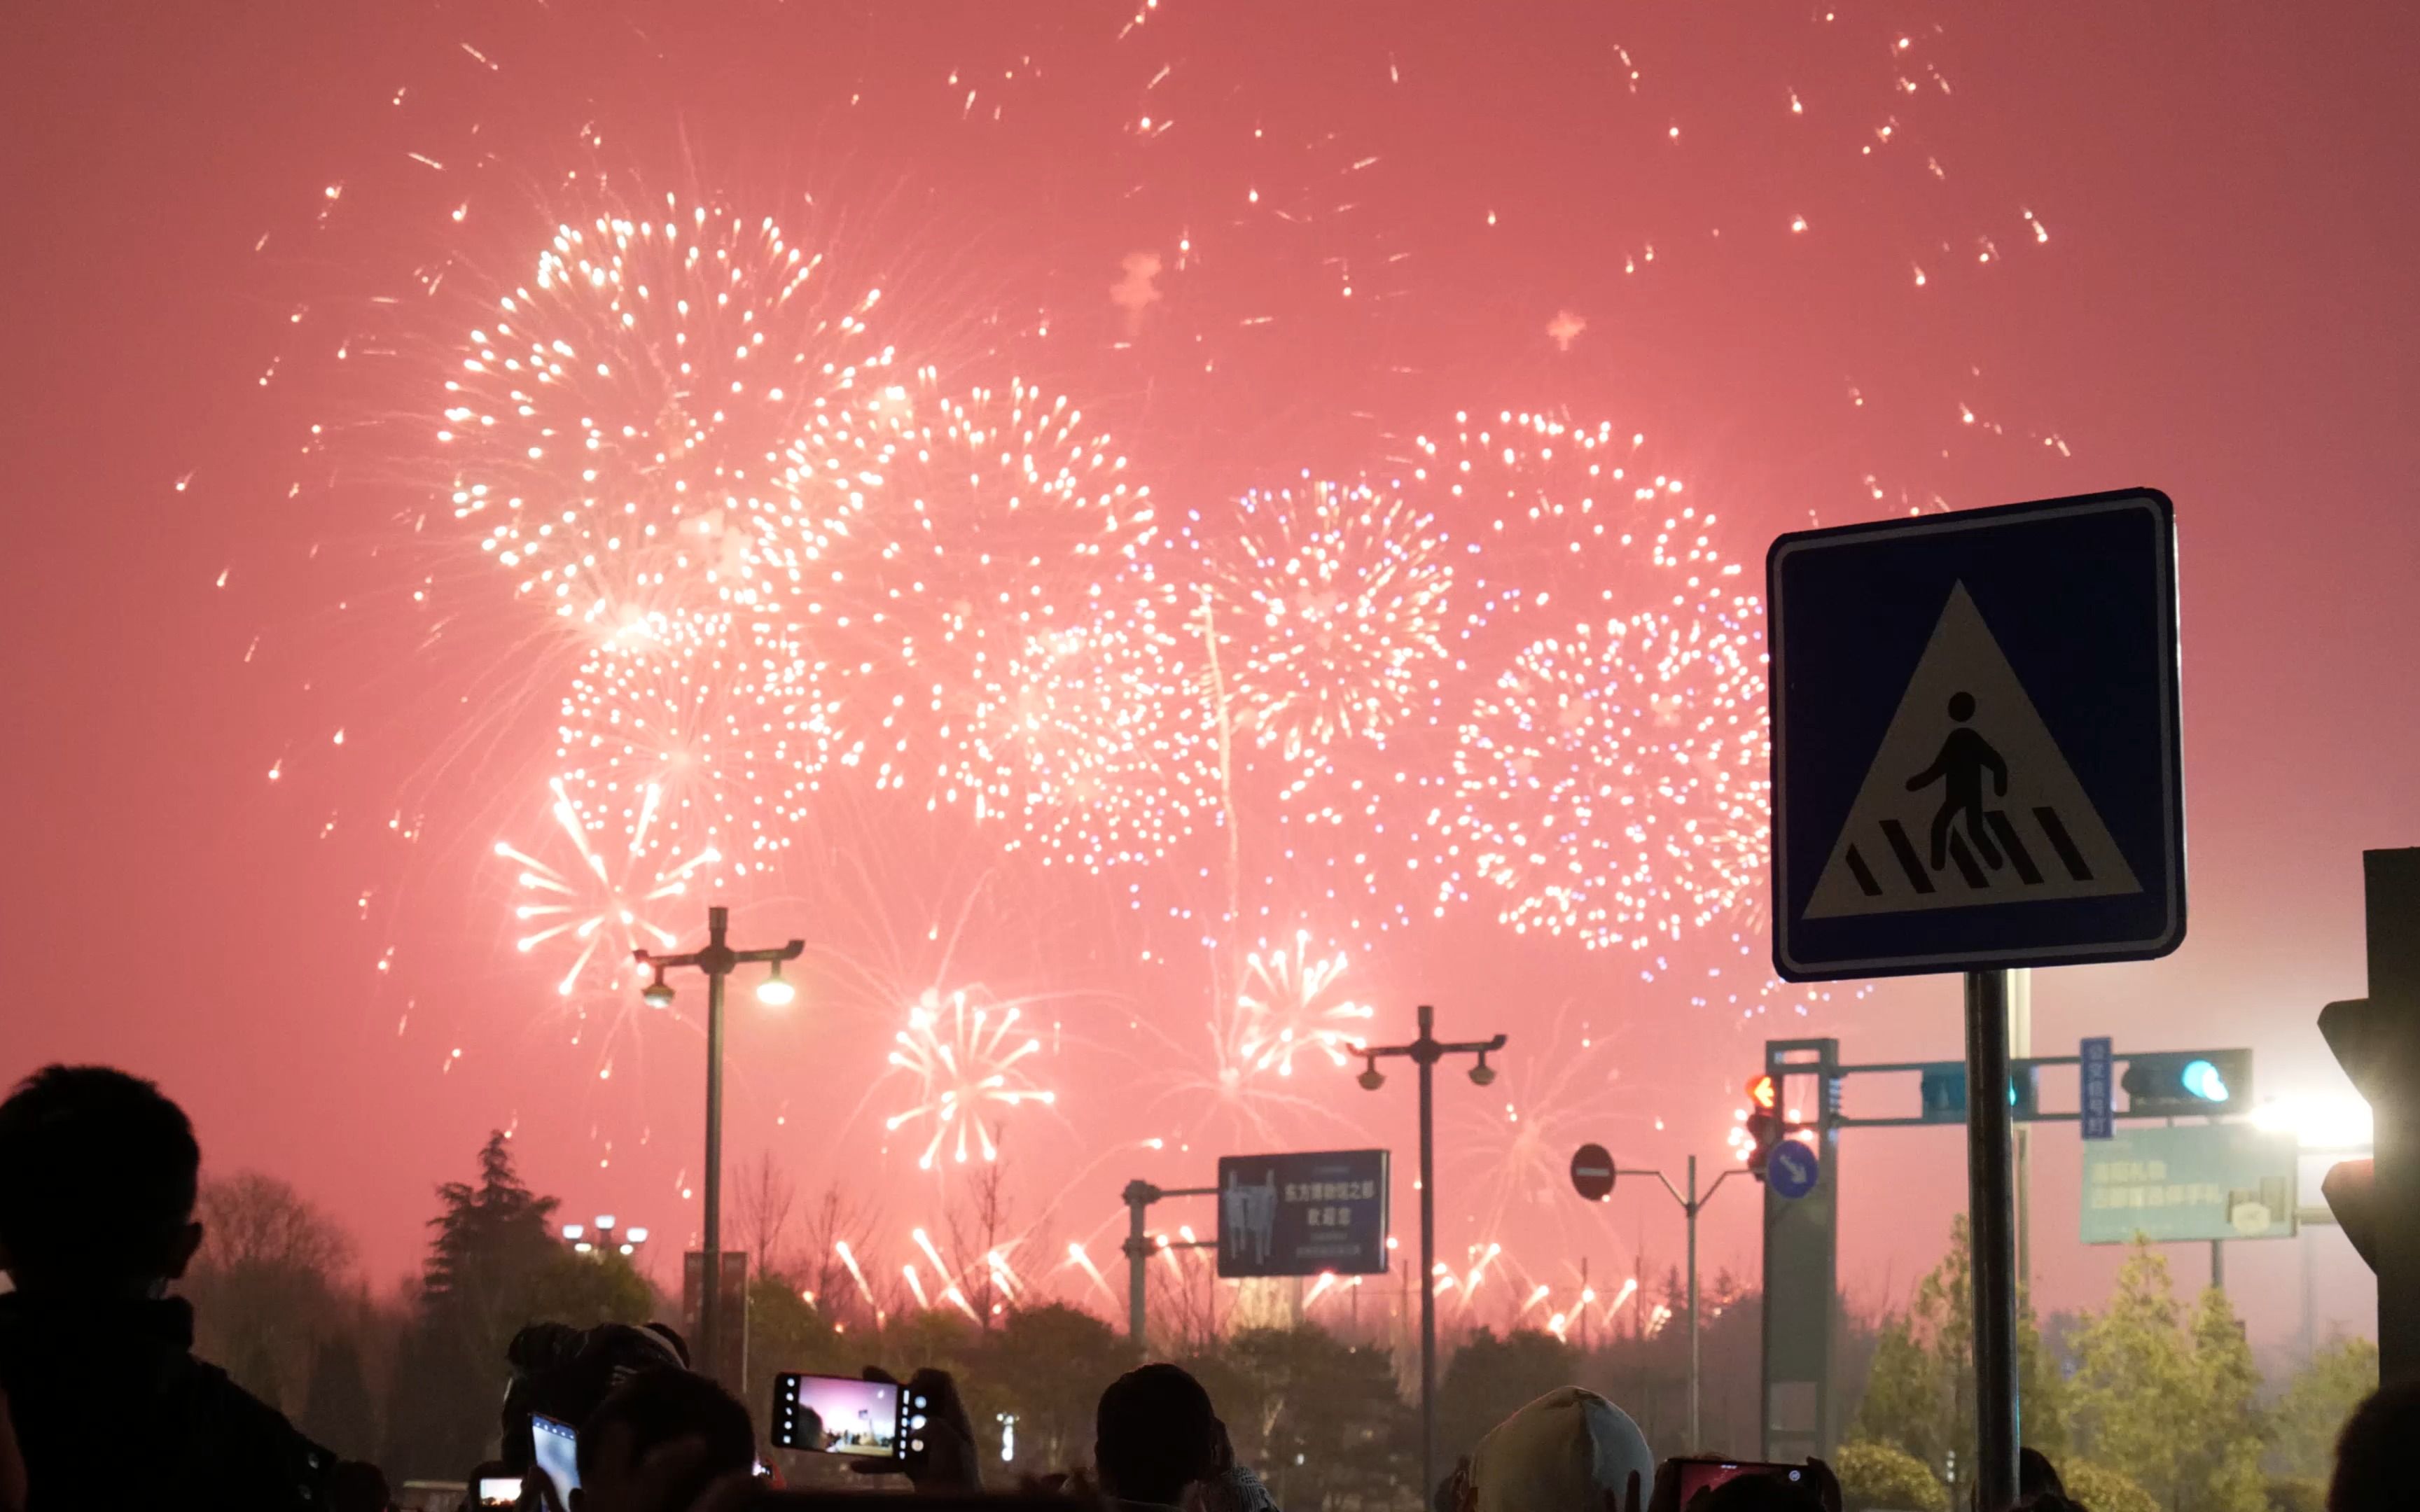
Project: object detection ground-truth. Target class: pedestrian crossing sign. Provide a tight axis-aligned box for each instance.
[1769,489,2184,981]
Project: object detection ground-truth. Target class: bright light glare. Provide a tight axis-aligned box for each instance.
[2252,1094,2372,1150]
[756,974,798,1007]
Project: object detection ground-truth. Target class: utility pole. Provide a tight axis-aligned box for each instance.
[1118,1179,1216,1345]
[1616,1155,1735,1449]
[1355,1004,1506,1502]
[634,905,802,1387]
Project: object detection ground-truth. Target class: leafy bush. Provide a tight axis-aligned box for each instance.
[2263,1476,2325,1512]
[2063,1461,2160,1512]
[1833,1439,1947,1511]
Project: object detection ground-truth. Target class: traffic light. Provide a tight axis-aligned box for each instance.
[2120,1049,2251,1116]
[1918,1063,2042,1123]
[1745,1073,1785,1182]
[2314,848,2420,1392]
[2321,996,2404,1277]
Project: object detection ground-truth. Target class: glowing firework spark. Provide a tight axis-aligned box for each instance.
[555,610,840,880]
[783,376,1157,797]
[498,777,718,996]
[1444,593,1767,951]
[1225,927,1375,1080]
[1193,480,1459,765]
[950,599,1210,869]
[442,192,889,629]
[884,986,1057,1168]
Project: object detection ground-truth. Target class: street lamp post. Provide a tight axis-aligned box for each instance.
[1356,1003,1507,1502]
[635,904,802,1385]
[1617,1156,1735,1449]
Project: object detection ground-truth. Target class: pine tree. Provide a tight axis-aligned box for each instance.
[382,1131,566,1478]
[2066,1240,2266,1512]
[2269,1338,2377,1479]
[300,1334,379,1460]
[1846,1216,2068,1480]
[2181,1286,2265,1512]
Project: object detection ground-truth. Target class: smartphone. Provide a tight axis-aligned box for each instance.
[531,1413,581,1508]
[1673,1457,1807,1504]
[770,1373,926,1460]
[477,1477,523,1507]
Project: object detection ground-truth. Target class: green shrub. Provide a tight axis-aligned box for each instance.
[1833,1439,1947,1512]
[2062,1461,2160,1512]
[2264,1475,2325,1512]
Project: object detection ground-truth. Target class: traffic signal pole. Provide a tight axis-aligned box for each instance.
[1963,969,2022,1512]
[2320,848,2420,1382]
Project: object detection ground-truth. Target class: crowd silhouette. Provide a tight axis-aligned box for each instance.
[0,1063,2403,1511]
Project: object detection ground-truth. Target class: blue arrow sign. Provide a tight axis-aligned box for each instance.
[1768,489,2185,981]
[1768,1139,1821,1200]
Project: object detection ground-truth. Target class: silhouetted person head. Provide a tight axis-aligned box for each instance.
[0,1065,202,1298]
[2330,1377,2420,1511]
[1949,690,1977,722]
[571,1368,754,1512]
[1095,1362,1222,1505]
[2019,1446,2065,1501]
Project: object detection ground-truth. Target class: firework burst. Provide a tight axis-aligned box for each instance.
[884,986,1058,1169]
[1445,599,1767,951]
[441,192,891,630]
[779,376,1157,800]
[497,776,718,997]
[555,609,846,882]
[950,599,1210,869]
[1223,927,1377,1081]
[1192,480,1461,767]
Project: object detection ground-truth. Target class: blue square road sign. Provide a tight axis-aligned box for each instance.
[1768,488,2184,981]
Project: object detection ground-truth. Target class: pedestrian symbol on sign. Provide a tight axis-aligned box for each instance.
[1802,583,2140,920]
[1906,690,2007,872]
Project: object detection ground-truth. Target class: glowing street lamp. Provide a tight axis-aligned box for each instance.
[635,906,805,1385]
[1355,1003,1508,1501]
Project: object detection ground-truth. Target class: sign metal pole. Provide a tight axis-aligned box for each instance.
[1964,969,2020,1511]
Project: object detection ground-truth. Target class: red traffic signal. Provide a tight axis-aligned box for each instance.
[1746,1073,1778,1112]
[1745,1114,1786,1182]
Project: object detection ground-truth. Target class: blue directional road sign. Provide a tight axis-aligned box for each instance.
[1768,1139,1822,1200]
[2080,1037,2115,1140]
[1768,489,2184,981]
[1216,1149,1390,1278]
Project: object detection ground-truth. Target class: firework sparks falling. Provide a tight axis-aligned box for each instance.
[884,986,1057,1168]
[1191,479,1461,766]
[1442,588,1767,952]
[783,376,1158,799]
[441,192,890,629]
[498,777,718,997]
[555,610,840,881]
[950,599,1210,869]
[1224,927,1375,1081]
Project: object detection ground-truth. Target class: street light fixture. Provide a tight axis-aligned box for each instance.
[1356,1002,1508,1502]
[755,960,796,1008]
[635,905,805,1386]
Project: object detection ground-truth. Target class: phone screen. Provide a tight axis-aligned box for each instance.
[478,1477,523,1506]
[531,1413,580,1508]
[1676,1457,1807,1503]
[770,1373,922,1460]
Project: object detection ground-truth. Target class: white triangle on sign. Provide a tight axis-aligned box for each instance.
[1802,582,2139,920]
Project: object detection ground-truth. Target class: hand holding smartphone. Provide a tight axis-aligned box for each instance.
[770,1373,931,1462]
[1670,1456,1811,1505]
